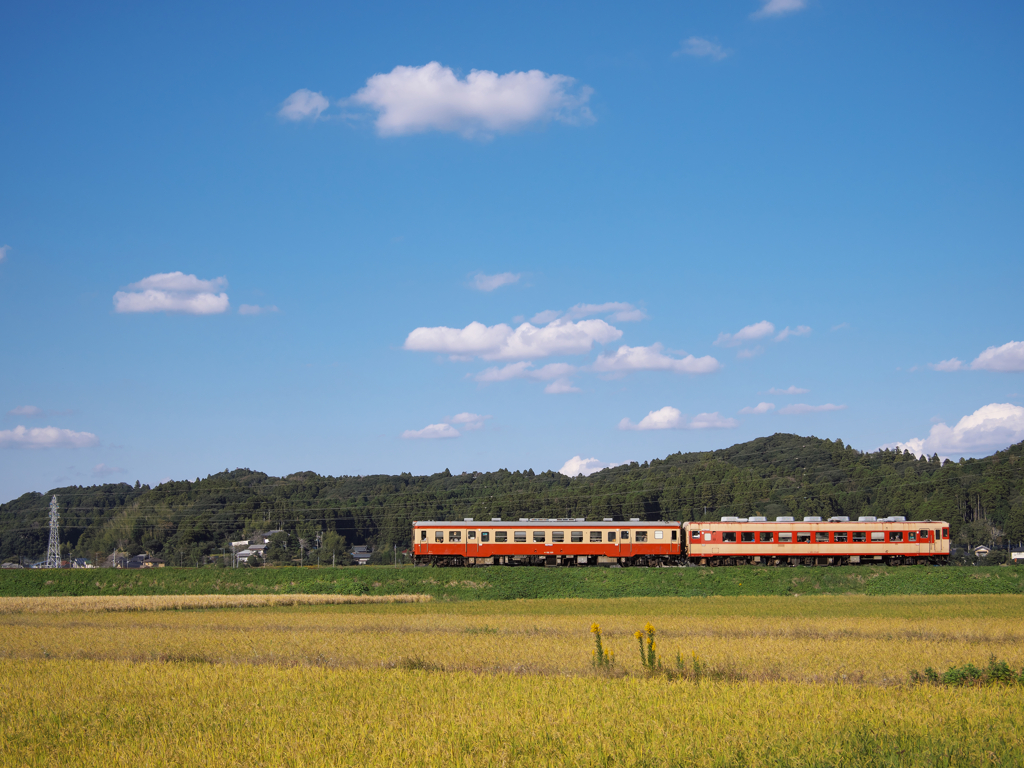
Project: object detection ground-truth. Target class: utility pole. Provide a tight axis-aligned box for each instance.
[45,496,61,568]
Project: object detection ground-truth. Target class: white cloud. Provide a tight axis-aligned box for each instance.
[8,405,42,417]
[405,318,621,361]
[472,272,520,291]
[238,304,279,315]
[279,89,330,121]
[736,346,763,360]
[970,341,1024,372]
[544,378,580,394]
[114,272,230,315]
[0,425,99,449]
[530,310,562,325]
[778,403,846,415]
[530,302,646,325]
[831,323,849,331]
[558,456,622,477]
[675,37,731,61]
[349,62,593,138]
[775,325,811,342]
[752,0,807,19]
[715,320,775,347]
[768,385,809,395]
[448,412,491,430]
[0,245,9,261]
[894,403,1024,458]
[592,344,721,375]
[930,358,964,372]
[740,402,775,415]
[474,361,579,393]
[401,423,460,439]
[92,463,124,478]
[619,406,738,431]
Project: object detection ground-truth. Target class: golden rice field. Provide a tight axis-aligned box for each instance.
[1,594,1022,766]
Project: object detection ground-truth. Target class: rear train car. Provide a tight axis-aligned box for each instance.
[413,518,682,566]
[683,516,950,566]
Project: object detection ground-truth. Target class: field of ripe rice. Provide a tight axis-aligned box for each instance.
[1,595,1022,766]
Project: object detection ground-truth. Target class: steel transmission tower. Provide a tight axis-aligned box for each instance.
[44,495,61,568]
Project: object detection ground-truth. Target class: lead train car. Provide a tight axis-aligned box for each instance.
[683,516,950,566]
[412,518,681,566]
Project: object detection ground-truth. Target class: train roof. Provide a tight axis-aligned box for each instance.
[413,518,676,526]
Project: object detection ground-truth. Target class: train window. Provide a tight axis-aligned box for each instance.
[834,532,847,543]
[481,532,490,542]
[797,533,811,543]
[919,530,930,540]
[533,531,546,543]
[654,531,663,540]
[495,531,507,543]
[779,533,792,543]
[908,532,916,542]
[590,531,602,542]
[572,531,583,542]
[889,532,903,542]
[468,531,476,541]
[420,531,427,541]
[943,528,949,539]
[435,531,443,543]
[449,531,461,542]
[740,532,754,543]
[691,530,701,540]
[514,531,527,543]
[608,532,616,542]
[816,532,829,543]
[671,530,677,541]
[636,531,648,542]
[621,531,630,541]
[852,532,866,543]
[871,532,884,543]
[552,531,565,543]
[759,532,773,543]
[703,532,711,542]
[722,532,737,543]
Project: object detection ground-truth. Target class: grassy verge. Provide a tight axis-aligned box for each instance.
[1,563,1022,600]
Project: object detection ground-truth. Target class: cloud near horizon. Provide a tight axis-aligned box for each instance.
[740,402,775,415]
[0,425,98,449]
[474,362,579,394]
[405,317,621,361]
[7,405,42,417]
[892,403,1024,458]
[715,320,775,347]
[558,455,622,477]
[401,412,491,439]
[778,403,846,415]
[619,406,738,431]
[930,341,1024,372]
[114,272,229,315]
[345,62,593,138]
[532,302,646,325]
[769,385,809,395]
[592,344,721,375]
[472,272,521,291]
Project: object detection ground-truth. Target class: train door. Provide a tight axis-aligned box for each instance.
[619,529,631,559]
[467,529,478,558]
[921,529,933,555]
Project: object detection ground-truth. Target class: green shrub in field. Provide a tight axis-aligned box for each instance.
[909,655,1024,686]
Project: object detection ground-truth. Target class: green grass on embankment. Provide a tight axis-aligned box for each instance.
[2,564,1022,600]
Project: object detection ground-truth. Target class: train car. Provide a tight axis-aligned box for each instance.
[683,516,950,566]
[412,517,682,566]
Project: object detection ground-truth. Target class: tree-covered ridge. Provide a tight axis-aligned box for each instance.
[1,433,1022,565]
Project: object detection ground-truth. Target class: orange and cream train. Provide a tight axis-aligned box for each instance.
[412,515,950,566]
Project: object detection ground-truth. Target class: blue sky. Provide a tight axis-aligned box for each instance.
[2,0,1023,502]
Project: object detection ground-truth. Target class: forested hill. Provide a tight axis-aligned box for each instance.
[2,433,1022,565]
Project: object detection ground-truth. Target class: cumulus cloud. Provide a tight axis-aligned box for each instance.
[619,406,737,431]
[592,344,721,375]
[894,404,1024,459]
[0,425,98,449]
[348,62,593,138]
[401,423,460,439]
[768,385,809,395]
[474,362,579,394]
[715,320,775,347]
[930,358,964,372]
[92,463,124,477]
[238,304,279,315]
[775,325,811,342]
[675,37,731,61]
[405,318,621,361]
[0,244,9,261]
[752,0,807,18]
[740,402,775,415]
[114,272,230,315]
[778,403,846,415]
[558,456,622,477]
[448,412,491,430]
[7,405,42,417]
[970,341,1024,372]
[472,272,520,291]
[279,89,330,121]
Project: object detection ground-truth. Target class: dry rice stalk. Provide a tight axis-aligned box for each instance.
[0,593,432,614]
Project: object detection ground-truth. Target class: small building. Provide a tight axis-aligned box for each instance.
[972,545,991,558]
[1011,549,1024,563]
[0,562,23,569]
[350,546,372,566]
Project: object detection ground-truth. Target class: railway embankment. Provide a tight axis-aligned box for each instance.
[2,564,1022,600]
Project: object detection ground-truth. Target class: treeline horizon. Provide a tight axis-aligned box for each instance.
[1,433,1022,565]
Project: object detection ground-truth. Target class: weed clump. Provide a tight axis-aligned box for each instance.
[590,623,614,670]
[635,622,661,674]
[909,655,1024,687]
